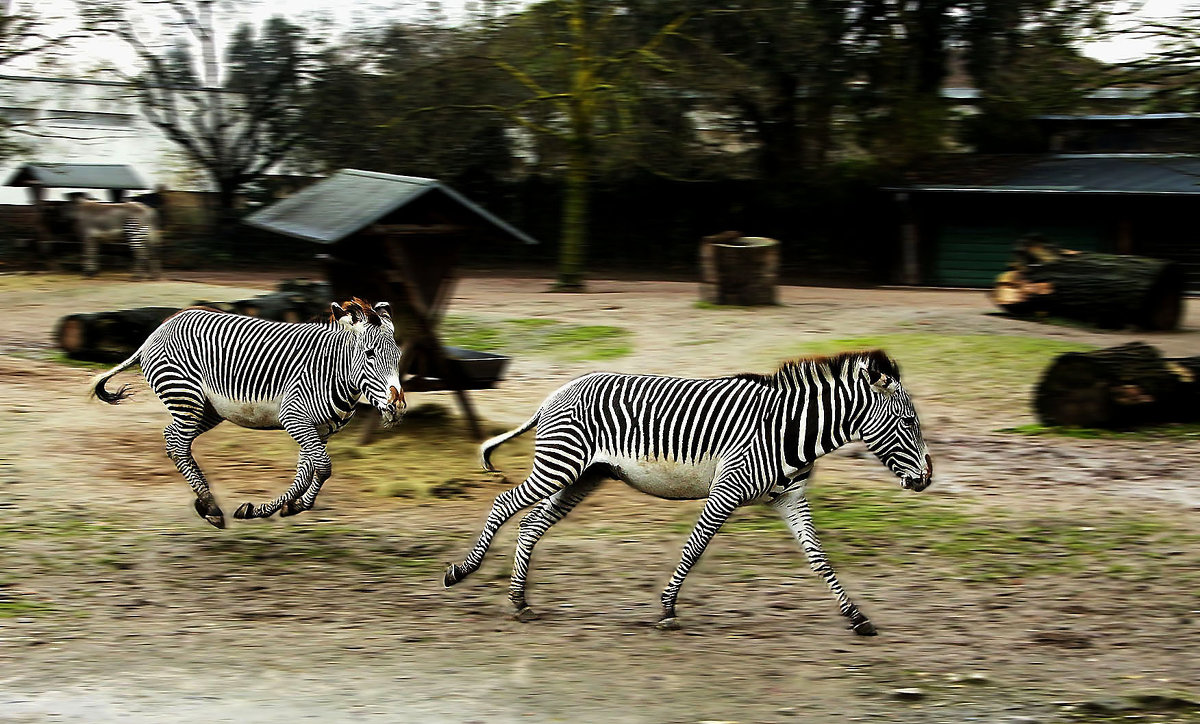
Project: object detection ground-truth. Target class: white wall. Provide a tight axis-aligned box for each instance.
[0,74,210,204]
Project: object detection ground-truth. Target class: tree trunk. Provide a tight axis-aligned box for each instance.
[1035,342,1200,428]
[699,234,780,306]
[556,149,589,291]
[992,239,1185,330]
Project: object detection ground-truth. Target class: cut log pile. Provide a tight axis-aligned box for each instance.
[56,279,331,362]
[1035,342,1200,428]
[991,238,1185,330]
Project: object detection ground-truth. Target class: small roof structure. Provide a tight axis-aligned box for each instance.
[243,168,538,245]
[4,163,148,190]
[893,154,1200,196]
[244,169,538,441]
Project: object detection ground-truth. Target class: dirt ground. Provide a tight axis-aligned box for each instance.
[1,270,1199,723]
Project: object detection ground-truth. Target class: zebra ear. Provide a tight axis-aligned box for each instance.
[861,360,893,393]
[373,301,391,319]
[331,302,352,326]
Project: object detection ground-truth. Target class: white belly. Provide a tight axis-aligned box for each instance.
[594,453,720,500]
[206,390,283,429]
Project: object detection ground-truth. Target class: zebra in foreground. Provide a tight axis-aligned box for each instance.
[88,298,406,528]
[444,350,932,635]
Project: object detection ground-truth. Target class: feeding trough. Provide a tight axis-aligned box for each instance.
[243,169,538,439]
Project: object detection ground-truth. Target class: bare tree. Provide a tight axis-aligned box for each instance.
[88,0,310,214]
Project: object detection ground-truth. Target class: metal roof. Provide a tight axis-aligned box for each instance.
[1035,113,1200,121]
[4,163,149,190]
[895,154,1200,196]
[242,169,538,245]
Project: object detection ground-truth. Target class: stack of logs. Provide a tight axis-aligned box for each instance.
[56,279,331,362]
[1035,342,1200,428]
[991,237,1185,330]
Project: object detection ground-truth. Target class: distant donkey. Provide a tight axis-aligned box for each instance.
[62,192,162,279]
[88,298,406,528]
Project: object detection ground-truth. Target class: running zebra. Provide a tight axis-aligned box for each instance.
[88,298,406,528]
[444,350,932,635]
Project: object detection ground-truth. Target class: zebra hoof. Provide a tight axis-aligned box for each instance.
[205,514,226,529]
[443,563,462,588]
[654,617,681,631]
[512,606,538,623]
[851,619,878,636]
[279,500,306,517]
[233,502,256,519]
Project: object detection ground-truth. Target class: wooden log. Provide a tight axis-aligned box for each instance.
[992,238,1185,330]
[55,307,180,363]
[57,280,332,362]
[699,232,779,306]
[193,280,331,324]
[1034,342,1200,427]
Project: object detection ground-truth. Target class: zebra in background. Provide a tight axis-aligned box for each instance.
[122,216,161,280]
[444,350,932,635]
[88,298,406,528]
[61,193,162,279]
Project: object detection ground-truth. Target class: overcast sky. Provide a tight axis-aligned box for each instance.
[16,0,1200,76]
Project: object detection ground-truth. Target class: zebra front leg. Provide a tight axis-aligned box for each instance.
[656,490,743,630]
[235,423,330,519]
[508,473,603,620]
[280,454,332,517]
[772,489,876,636]
[444,466,571,588]
[164,421,224,529]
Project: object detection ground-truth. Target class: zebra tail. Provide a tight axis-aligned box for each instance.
[88,349,141,405]
[479,410,539,472]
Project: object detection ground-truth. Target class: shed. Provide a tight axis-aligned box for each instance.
[243,168,538,439]
[5,163,153,259]
[5,163,149,202]
[890,153,1200,290]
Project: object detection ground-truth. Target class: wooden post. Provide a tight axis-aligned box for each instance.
[896,192,921,285]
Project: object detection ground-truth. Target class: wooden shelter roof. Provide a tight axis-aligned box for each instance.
[4,163,148,190]
[242,169,538,245]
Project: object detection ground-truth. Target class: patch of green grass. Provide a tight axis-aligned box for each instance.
[0,582,54,618]
[698,480,1195,581]
[441,315,632,362]
[694,300,744,311]
[1001,423,1200,441]
[45,352,115,370]
[782,334,1096,410]
[0,597,53,617]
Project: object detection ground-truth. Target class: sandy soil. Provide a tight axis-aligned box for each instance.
[1,270,1198,723]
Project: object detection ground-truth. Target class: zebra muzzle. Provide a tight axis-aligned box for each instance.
[381,386,406,426]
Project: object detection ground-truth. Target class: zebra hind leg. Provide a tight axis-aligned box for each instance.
[772,489,877,636]
[444,463,576,589]
[164,419,224,528]
[508,471,603,621]
[656,489,743,630]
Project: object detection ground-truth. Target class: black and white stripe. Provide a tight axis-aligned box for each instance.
[122,217,161,280]
[88,301,405,528]
[445,350,932,635]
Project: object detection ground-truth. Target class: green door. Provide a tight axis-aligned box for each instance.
[932,224,1104,287]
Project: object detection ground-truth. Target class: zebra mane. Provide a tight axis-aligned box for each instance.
[734,349,900,388]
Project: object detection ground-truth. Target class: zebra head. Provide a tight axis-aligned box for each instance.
[332,300,406,427]
[857,353,932,492]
